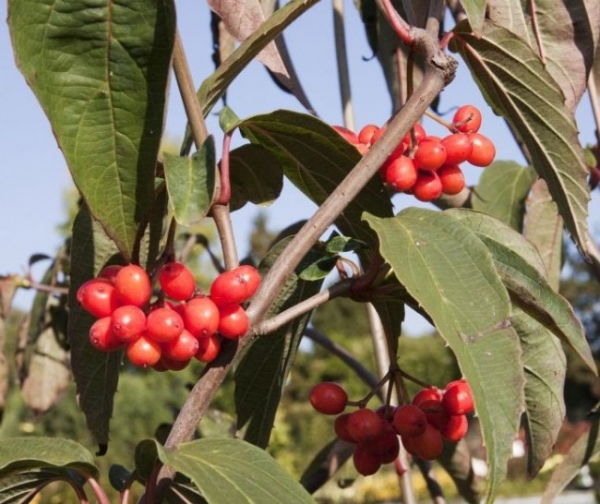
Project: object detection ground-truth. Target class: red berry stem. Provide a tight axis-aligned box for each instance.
[350,369,394,408]
[397,367,434,390]
[379,0,415,46]
[215,131,233,205]
[423,109,454,131]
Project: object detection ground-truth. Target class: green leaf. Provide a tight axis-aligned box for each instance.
[325,236,366,254]
[471,161,537,231]
[299,438,353,494]
[0,469,82,503]
[138,438,316,504]
[460,0,487,36]
[67,205,123,446]
[8,0,175,260]
[448,209,595,374]
[541,420,600,504]
[452,21,590,253]
[0,437,97,478]
[512,309,566,477]
[240,110,393,245]
[364,208,524,503]
[438,440,483,504]
[229,144,284,212]
[523,179,563,289]
[235,237,324,447]
[197,0,320,117]
[164,137,217,227]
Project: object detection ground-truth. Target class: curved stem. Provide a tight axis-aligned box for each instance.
[332,0,355,131]
[215,132,233,205]
[211,204,239,270]
[86,476,110,504]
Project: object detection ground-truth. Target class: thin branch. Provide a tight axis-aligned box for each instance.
[304,327,382,396]
[332,0,355,131]
[172,31,208,149]
[377,0,415,46]
[253,278,353,336]
[211,204,239,270]
[18,281,69,296]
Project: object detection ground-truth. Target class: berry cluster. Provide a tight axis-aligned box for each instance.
[333,105,496,202]
[309,379,474,476]
[76,262,260,370]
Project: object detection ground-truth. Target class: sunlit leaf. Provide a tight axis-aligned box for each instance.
[364,208,524,503]
[452,21,590,254]
[0,437,97,477]
[138,438,315,503]
[8,0,175,260]
[164,137,216,227]
[471,161,537,231]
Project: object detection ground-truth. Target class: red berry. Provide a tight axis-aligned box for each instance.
[467,133,495,167]
[217,304,249,339]
[363,421,397,456]
[453,105,482,133]
[183,296,220,338]
[402,123,427,146]
[334,413,356,443]
[114,265,152,308]
[382,156,418,192]
[353,444,382,476]
[380,436,401,464]
[358,124,379,145]
[159,262,196,301]
[412,387,443,407]
[375,404,397,422]
[393,404,427,437]
[145,307,184,343]
[98,265,123,283]
[77,278,121,318]
[412,171,443,202]
[309,382,347,415]
[195,333,222,363]
[210,265,261,307]
[155,355,191,372]
[419,399,449,431]
[162,329,200,361]
[126,334,162,367]
[402,423,443,460]
[442,379,474,415]
[441,133,473,164]
[347,409,383,444]
[332,125,360,145]
[441,414,469,442]
[438,164,466,195]
[110,305,146,343]
[413,139,447,171]
[89,316,122,352]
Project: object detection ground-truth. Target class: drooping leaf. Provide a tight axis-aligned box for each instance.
[364,208,524,503]
[229,144,284,211]
[523,179,563,289]
[206,0,314,112]
[452,21,590,254]
[0,469,85,504]
[21,327,71,415]
[197,0,320,117]
[471,161,537,231]
[438,439,483,504]
[299,438,354,494]
[240,110,393,245]
[8,0,175,260]
[164,137,216,227]
[487,0,600,110]
[541,420,600,504]
[448,209,594,374]
[67,205,123,446]
[138,438,315,504]
[235,236,324,447]
[512,309,566,476]
[0,437,97,478]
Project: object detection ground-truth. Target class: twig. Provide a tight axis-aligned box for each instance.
[86,476,110,504]
[211,204,239,270]
[332,0,355,131]
[172,31,208,148]
[215,132,233,205]
[18,280,69,296]
[377,0,415,46]
[304,327,382,397]
[252,278,353,336]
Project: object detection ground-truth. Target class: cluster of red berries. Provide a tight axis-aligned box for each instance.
[309,379,474,476]
[76,262,260,370]
[333,105,495,202]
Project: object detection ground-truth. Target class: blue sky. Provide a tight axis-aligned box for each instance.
[2,1,598,333]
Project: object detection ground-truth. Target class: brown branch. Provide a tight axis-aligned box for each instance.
[211,204,239,270]
[332,0,355,131]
